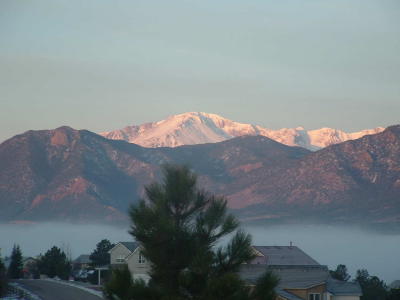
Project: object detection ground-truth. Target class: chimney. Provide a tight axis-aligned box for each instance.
[289,241,293,248]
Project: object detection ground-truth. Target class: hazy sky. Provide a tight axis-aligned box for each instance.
[1,0,399,142]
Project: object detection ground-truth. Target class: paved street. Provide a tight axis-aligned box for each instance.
[17,280,103,300]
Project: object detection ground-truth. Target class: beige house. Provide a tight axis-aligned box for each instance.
[241,246,362,300]
[72,254,92,270]
[109,242,150,282]
[109,243,361,300]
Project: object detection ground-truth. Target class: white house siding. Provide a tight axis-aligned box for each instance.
[126,249,151,282]
[110,243,132,265]
[331,296,360,300]
[324,292,331,300]
[133,273,151,282]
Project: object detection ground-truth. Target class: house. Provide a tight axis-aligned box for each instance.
[240,246,362,300]
[109,242,150,282]
[72,254,92,270]
[109,242,362,300]
[22,257,39,279]
[249,246,320,266]
[2,256,39,278]
[327,277,363,300]
[4,256,38,270]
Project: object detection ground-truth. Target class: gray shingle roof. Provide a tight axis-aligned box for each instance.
[253,246,320,266]
[240,264,362,297]
[73,254,92,264]
[327,278,362,296]
[240,264,329,289]
[120,242,139,252]
[272,265,329,289]
[240,264,270,285]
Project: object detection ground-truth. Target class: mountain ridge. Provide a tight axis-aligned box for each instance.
[100,112,385,150]
[1,125,399,226]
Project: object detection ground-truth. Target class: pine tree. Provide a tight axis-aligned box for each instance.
[252,271,281,300]
[7,244,23,279]
[90,239,115,267]
[0,252,8,297]
[330,264,350,281]
[38,246,71,280]
[104,164,278,300]
[355,269,388,300]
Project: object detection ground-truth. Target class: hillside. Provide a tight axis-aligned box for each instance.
[235,126,400,225]
[0,125,399,227]
[0,126,308,223]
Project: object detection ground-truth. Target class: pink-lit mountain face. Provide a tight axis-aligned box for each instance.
[0,125,399,226]
[100,112,384,150]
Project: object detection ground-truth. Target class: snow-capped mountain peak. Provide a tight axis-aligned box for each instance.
[100,112,385,150]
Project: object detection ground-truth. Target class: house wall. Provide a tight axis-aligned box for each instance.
[109,244,132,265]
[23,258,37,269]
[126,249,151,279]
[286,284,326,300]
[331,296,360,300]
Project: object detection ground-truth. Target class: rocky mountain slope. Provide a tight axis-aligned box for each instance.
[232,125,400,225]
[0,125,399,226]
[101,112,384,150]
[0,126,308,223]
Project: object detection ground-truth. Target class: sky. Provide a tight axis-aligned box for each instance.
[1,0,399,142]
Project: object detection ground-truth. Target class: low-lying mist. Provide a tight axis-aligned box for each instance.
[1,222,399,283]
[0,222,131,260]
[244,224,400,284]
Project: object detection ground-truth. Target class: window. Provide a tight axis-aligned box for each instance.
[309,293,320,300]
[116,255,125,263]
[138,253,146,264]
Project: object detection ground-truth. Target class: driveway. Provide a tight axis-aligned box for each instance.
[17,279,103,300]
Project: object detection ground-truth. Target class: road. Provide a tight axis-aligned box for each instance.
[17,279,103,300]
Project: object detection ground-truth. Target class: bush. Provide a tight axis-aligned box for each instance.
[0,255,8,297]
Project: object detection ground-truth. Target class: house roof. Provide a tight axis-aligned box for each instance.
[108,241,139,254]
[277,289,304,300]
[239,264,265,284]
[252,246,320,266]
[271,265,329,289]
[327,278,362,296]
[239,264,329,289]
[73,254,92,264]
[22,257,37,262]
[120,242,139,252]
[240,264,361,297]
[4,256,37,268]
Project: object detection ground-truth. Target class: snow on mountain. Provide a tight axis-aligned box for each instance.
[308,127,385,149]
[100,112,384,150]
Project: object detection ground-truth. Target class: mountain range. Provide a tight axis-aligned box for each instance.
[1,123,399,227]
[101,112,384,150]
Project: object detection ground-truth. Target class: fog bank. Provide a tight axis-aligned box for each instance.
[245,224,400,283]
[0,222,130,260]
[0,223,399,283]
